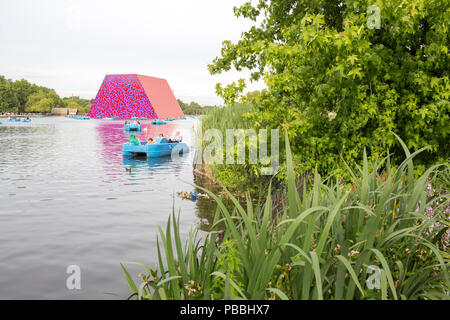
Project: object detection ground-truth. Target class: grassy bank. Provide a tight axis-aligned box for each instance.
[122,133,449,300]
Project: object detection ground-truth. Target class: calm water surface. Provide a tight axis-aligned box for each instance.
[0,117,208,299]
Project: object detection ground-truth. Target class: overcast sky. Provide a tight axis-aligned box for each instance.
[0,0,265,105]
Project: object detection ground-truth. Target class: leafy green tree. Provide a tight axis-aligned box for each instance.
[177,99,188,110]
[0,75,94,114]
[62,96,93,114]
[240,90,262,105]
[26,89,62,113]
[209,0,450,176]
[12,79,37,113]
[0,76,19,113]
[177,98,217,115]
[30,98,54,113]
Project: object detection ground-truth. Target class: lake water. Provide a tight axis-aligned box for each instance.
[0,117,209,299]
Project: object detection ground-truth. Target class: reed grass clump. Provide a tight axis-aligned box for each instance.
[196,103,271,192]
[200,103,254,134]
[122,133,449,300]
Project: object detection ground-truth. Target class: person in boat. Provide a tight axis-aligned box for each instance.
[153,133,170,144]
[169,131,182,143]
[124,120,129,125]
[147,137,156,144]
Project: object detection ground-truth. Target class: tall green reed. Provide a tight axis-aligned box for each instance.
[122,132,449,300]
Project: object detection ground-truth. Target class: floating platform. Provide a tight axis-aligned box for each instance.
[124,124,142,131]
[123,137,189,158]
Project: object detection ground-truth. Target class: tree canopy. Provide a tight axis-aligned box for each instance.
[209,0,449,175]
[0,75,92,114]
[177,99,217,115]
[62,96,93,114]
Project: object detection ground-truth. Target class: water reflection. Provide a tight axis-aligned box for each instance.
[122,155,186,177]
[0,117,204,299]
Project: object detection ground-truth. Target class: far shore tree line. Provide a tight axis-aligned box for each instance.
[0,75,217,115]
[176,99,217,115]
[0,76,93,114]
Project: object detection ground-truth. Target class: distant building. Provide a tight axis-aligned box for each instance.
[88,74,185,119]
[51,108,68,115]
[68,108,77,115]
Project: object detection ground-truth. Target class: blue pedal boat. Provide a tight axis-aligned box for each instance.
[123,137,189,158]
[124,124,142,131]
[151,119,166,125]
[71,116,90,120]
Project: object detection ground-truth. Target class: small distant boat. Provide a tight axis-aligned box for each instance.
[7,118,30,122]
[124,124,142,132]
[68,116,90,120]
[151,119,166,125]
[123,137,189,158]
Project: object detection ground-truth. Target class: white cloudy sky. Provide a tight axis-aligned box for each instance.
[0,0,265,105]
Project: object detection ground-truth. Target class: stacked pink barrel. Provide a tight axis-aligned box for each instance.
[88,74,185,119]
